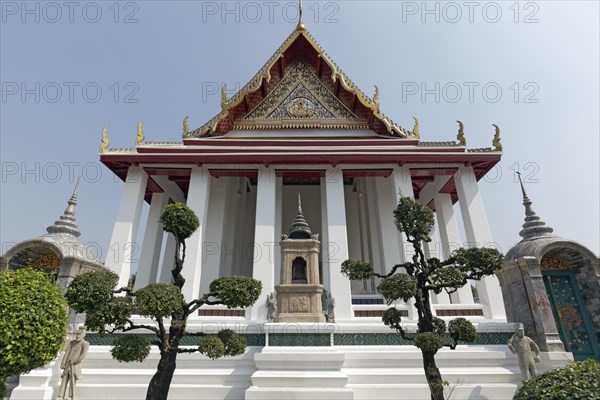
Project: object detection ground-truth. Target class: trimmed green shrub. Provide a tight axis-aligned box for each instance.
[159,203,199,241]
[111,334,151,363]
[0,269,67,394]
[209,276,262,308]
[513,359,600,400]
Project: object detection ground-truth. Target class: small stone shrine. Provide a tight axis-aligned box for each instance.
[274,194,325,322]
[497,174,600,360]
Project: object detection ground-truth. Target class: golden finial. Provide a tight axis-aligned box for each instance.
[373,85,380,114]
[297,0,305,30]
[492,124,503,151]
[182,116,189,138]
[373,85,380,105]
[412,117,420,139]
[221,84,228,111]
[135,121,144,146]
[99,126,110,153]
[456,120,466,146]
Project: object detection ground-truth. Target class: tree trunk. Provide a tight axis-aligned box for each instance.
[146,348,178,400]
[422,349,444,400]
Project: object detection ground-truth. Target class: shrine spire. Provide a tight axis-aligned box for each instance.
[46,177,82,238]
[288,193,312,239]
[516,172,554,240]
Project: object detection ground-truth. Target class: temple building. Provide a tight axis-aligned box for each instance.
[98,16,507,324]
[6,5,596,400]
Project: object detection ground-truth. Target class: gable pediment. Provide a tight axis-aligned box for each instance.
[235,62,368,130]
[188,25,416,139]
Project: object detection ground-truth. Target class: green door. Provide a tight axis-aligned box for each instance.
[543,270,600,361]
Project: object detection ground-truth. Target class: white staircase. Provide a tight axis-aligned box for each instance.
[245,347,354,400]
[340,345,571,400]
[9,345,572,400]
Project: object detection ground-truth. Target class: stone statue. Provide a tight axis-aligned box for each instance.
[266,292,277,322]
[508,323,540,380]
[326,293,335,323]
[57,327,89,400]
[321,289,329,314]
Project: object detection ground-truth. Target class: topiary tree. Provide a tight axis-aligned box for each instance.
[0,268,68,398]
[65,203,262,400]
[342,196,503,400]
[513,359,600,400]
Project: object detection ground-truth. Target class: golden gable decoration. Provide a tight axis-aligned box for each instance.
[236,62,367,130]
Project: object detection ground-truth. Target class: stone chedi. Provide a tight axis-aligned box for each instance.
[0,178,105,291]
[497,173,600,360]
[275,194,325,322]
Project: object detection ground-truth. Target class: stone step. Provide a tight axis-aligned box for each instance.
[339,346,518,368]
[80,368,255,385]
[345,367,520,384]
[245,387,355,400]
[76,384,246,400]
[351,383,520,400]
[250,371,349,388]
[253,349,345,370]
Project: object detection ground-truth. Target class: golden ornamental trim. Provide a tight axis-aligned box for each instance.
[492,124,503,151]
[135,121,144,146]
[193,25,413,138]
[99,126,110,153]
[456,120,467,146]
[540,255,574,271]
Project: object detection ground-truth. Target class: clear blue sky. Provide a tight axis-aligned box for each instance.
[1,1,598,263]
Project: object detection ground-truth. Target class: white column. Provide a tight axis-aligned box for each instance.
[356,180,370,262]
[391,166,414,263]
[220,179,235,277]
[455,165,506,320]
[392,166,414,198]
[274,177,283,287]
[344,185,362,261]
[249,168,276,321]
[199,177,228,295]
[365,179,383,274]
[158,233,176,284]
[105,166,148,289]
[435,192,474,304]
[375,176,403,274]
[322,168,353,321]
[134,192,168,290]
[390,166,418,319]
[231,179,248,276]
[320,178,331,292]
[181,166,211,302]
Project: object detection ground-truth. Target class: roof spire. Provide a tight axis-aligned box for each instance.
[46,177,82,238]
[297,0,305,30]
[288,193,312,239]
[516,172,554,240]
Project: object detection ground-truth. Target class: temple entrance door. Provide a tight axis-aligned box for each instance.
[543,270,600,360]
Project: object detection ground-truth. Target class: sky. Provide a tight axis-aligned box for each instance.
[1,0,599,264]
